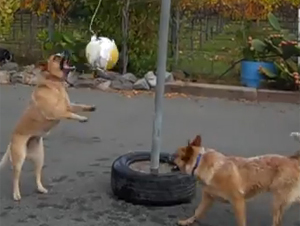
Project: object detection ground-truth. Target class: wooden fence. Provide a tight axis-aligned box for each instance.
[0,12,49,64]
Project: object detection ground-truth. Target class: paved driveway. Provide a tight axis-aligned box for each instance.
[0,85,299,226]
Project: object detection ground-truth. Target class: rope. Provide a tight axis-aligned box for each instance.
[89,0,103,35]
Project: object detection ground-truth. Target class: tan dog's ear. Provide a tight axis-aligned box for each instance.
[190,135,201,147]
[48,55,58,62]
[47,54,64,78]
[36,61,48,71]
[182,146,194,161]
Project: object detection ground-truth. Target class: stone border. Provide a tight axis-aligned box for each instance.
[165,81,299,104]
[1,62,299,104]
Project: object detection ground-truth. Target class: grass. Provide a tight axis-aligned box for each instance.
[175,18,297,86]
[175,22,243,85]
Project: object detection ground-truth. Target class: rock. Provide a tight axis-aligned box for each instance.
[62,82,69,87]
[31,67,42,77]
[23,64,35,73]
[133,78,150,90]
[165,72,175,83]
[77,73,92,80]
[73,79,96,88]
[66,71,79,86]
[0,70,11,84]
[94,77,111,91]
[7,64,43,85]
[0,62,19,71]
[122,73,137,83]
[144,71,174,87]
[22,71,39,86]
[96,70,120,80]
[110,76,133,90]
[10,68,41,86]
[10,71,24,84]
[144,71,157,88]
[97,80,111,91]
[172,70,186,81]
[94,77,109,83]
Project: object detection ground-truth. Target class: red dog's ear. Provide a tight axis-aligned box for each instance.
[182,146,194,161]
[190,135,201,147]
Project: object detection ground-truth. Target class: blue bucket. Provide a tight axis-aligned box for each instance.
[240,61,276,88]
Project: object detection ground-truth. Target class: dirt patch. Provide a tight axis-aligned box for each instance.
[129,161,174,174]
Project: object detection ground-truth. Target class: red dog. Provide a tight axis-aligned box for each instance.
[174,135,300,226]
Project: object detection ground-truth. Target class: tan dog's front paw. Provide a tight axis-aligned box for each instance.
[79,116,88,123]
[13,192,21,201]
[178,217,195,226]
[88,105,96,112]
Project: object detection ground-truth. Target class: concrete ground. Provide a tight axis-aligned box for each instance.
[0,84,299,226]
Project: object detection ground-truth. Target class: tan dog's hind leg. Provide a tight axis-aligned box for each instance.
[10,135,28,201]
[69,103,96,113]
[0,143,11,169]
[27,137,48,194]
[231,197,246,226]
[178,188,214,226]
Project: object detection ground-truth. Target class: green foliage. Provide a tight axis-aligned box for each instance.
[82,0,161,76]
[37,29,88,66]
[126,1,160,75]
[234,20,271,61]
[267,12,281,31]
[251,39,267,53]
[36,0,161,76]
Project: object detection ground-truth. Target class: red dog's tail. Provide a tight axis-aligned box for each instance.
[291,132,300,142]
[290,150,300,162]
[289,133,300,162]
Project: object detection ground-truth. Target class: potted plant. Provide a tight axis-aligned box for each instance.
[240,13,300,90]
[240,36,278,88]
[250,13,300,91]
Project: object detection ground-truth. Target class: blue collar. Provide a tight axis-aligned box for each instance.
[191,154,202,176]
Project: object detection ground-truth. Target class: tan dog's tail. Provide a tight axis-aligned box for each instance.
[0,144,11,170]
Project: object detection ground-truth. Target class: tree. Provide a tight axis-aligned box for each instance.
[0,0,20,38]
[21,0,77,30]
[178,0,299,19]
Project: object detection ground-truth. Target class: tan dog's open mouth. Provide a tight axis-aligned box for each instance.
[56,52,76,78]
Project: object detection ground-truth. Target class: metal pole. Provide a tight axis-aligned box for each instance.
[298,7,300,66]
[150,0,171,174]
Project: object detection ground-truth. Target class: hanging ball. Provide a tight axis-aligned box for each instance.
[106,41,119,70]
[85,35,119,71]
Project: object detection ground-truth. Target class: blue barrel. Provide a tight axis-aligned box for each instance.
[240,61,276,88]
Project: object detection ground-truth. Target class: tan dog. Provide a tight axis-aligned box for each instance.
[173,135,300,226]
[0,54,96,201]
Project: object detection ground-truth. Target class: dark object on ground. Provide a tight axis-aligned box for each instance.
[111,151,196,206]
[0,48,13,64]
[263,79,298,91]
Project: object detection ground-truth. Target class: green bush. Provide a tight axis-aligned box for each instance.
[38,0,161,77]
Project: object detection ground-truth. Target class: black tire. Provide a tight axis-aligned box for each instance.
[110,151,196,206]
